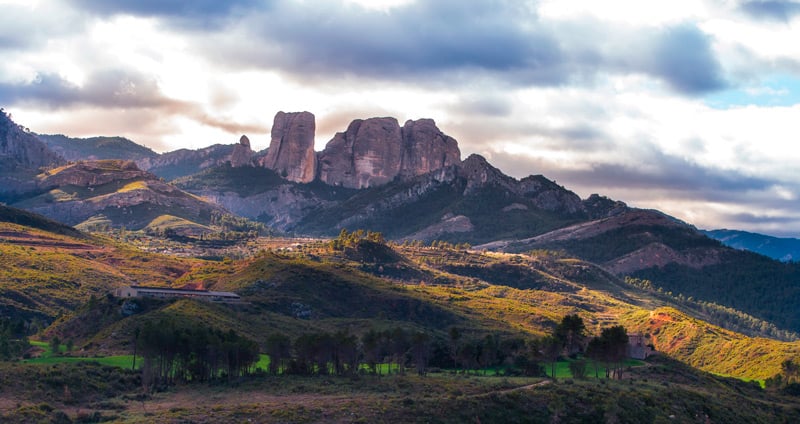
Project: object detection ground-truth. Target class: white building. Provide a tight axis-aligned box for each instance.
[115,285,241,303]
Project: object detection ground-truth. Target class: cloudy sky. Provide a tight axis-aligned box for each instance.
[1,0,799,236]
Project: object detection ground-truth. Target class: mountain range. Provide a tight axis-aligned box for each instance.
[3,109,800,333]
[4,107,800,421]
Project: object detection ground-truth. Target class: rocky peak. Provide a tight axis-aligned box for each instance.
[318,116,462,189]
[318,117,404,189]
[399,118,461,178]
[261,111,316,183]
[229,135,253,167]
[457,154,515,194]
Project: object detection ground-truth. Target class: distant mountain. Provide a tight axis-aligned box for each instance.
[37,133,159,162]
[9,159,228,231]
[0,110,64,197]
[703,229,800,262]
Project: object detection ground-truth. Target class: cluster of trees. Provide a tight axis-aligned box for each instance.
[396,239,472,251]
[265,328,433,376]
[585,326,630,379]
[210,212,267,235]
[330,229,386,250]
[259,316,635,380]
[0,317,30,361]
[136,320,260,389]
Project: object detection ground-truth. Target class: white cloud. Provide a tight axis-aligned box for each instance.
[2,0,800,235]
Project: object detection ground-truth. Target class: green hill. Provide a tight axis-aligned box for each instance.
[36,133,158,162]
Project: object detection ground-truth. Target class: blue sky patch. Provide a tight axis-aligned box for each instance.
[705,74,800,109]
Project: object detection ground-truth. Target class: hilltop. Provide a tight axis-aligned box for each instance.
[8,159,229,231]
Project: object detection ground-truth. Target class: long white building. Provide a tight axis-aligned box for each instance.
[115,285,241,303]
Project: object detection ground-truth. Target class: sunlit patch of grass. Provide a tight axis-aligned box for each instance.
[117,180,148,193]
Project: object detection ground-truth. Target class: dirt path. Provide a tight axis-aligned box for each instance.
[467,379,551,398]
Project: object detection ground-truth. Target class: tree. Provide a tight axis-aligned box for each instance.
[50,336,61,356]
[132,327,140,371]
[568,359,587,379]
[555,314,586,356]
[540,336,561,379]
[590,326,629,379]
[448,327,461,371]
[411,331,431,376]
[266,333,292,375]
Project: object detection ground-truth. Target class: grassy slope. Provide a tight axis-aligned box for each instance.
[0,220,201,323]
[41,242,800,382]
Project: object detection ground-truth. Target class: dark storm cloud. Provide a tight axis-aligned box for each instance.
[67,0,730,97]
[649,25,728,94]
[0,70,173,109]
[246,0,565,83]
[207,2,726,96]
[740,1,800,21]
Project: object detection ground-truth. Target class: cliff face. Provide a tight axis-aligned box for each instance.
[317,117,461,189]
[318,117,403,189]
[0,111,62,170]
[260,111,316,183]
[399,119,461,178]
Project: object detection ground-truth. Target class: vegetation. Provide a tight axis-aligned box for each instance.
[633,249,800,332]
[137,319,260,389]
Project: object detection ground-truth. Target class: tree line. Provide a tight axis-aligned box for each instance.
[0,317,30,361]
[136,319,260,390]
[261,316,635,380]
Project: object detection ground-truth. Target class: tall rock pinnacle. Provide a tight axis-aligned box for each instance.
[261,111,316,183]
[229,135,253,167]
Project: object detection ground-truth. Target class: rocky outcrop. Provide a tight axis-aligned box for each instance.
[318,118,403,188]
[0,111,63,170]
[399,119,460,177]
[318,117,461,189]
[39,160,146,188]
[229,135,253,167]
[261,111,316,183]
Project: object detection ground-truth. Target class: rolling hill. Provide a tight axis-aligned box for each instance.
[8,159,228,231]
[0,204,201,323]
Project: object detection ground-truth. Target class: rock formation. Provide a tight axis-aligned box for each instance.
[317,117,461,189]
[399,119,460,177]
[229,135,253,167]
[318,118,404,188]
[261,111,316,183]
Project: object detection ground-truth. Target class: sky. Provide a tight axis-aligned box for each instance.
[1,0,799,237]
